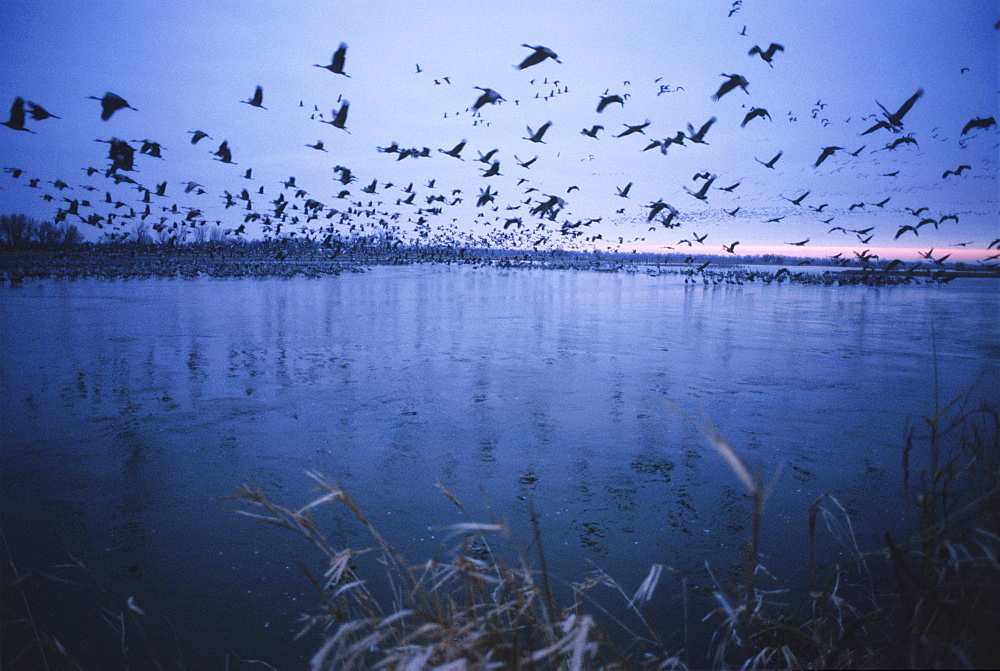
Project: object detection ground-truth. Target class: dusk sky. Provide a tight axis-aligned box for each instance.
[1,0,997,261]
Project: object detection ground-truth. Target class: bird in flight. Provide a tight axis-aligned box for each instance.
[241,86,266,109]
[524,121,552,143]
[723,241,740,253]
[596,93,626,113]
[960,116,995,135]
[712,74,749,100]
[942,165,971,178]
[472,87,505,110]
[814,146,843,167]
[316,43,349,76]
[616,120,650,137]
[861,89,923,134]
[516,45,561,69]
[26,102,59,121]
[581,125,603,138]
[88,92,137,120]
[213,140,235,164]
[748,43,784,66]
[1,97,33,132]
[439,139,466,159]
[755,150,783,168]
[324,100,350,132]
[687,117,716,144]
[684,175,716,201]
[741,107,770,127]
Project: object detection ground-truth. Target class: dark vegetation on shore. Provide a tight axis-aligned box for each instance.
[2,212,997,288]
[3,396,998,669]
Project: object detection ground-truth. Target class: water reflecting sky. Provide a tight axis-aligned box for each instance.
[2,266,998,663]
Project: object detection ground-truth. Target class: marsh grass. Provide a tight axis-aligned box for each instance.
[4,398,998,669]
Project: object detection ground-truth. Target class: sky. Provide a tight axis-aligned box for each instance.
[1,0,998,262]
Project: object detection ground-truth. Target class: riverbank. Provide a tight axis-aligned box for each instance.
[3,247,996,285]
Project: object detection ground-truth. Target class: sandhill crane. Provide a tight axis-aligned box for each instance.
[942,165,971,178]
[616,120,650,137]
[439,140,466,159]
[712,74,749,100]
[961,116,995,134]
[684,175,716,201]
[316,43,349,76]
[524,121,552,143]
[741,107,770,127]
[325,101,349,132]
[1,97,33,132]
[516,45,561,69]
[241,86,266,109]
[472,87,504,110]
[581,125,603,138]
[756,151,783,168]
[213,140,235,164]
[88,92,137,120]
[861,89,923,134]
[596,93,626,113]
[814,146,843,167]
[748,43,784,66]
[26,102,59,120]
[188,130,211,144]
[687,117,716,143]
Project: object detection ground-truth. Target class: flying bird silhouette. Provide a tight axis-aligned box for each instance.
[712,74,749,100]
[741,107,770,127]
[755,150,783,168]
[814,146,843,167]
[524,121,552,143]
[960,116,995,134]
[241,86,266,109]
[325,100,350,132]
[596,93,626,113]
[861,88,923,134]
[26,102,59,120]
[1,97,33,132]
[748,43,784,66]
[516,45,561,69]
[88,92,137,120]
[472,87,505,110]
[315,43,349,76]
[942,165,971,178]
[439,139,466,159]
[687,117,716,144]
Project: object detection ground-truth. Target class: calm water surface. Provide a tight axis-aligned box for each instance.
[2,265,998,664]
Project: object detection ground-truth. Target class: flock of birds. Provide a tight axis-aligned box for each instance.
[2,9,999,279]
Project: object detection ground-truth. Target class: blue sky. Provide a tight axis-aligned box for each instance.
[1,1,997,261]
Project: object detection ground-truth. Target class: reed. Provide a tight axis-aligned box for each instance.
[4,398,997,668]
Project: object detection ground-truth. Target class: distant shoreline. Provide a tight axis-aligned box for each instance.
[1,247,997,285]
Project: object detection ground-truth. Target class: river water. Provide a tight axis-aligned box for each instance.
[2,264,998,665]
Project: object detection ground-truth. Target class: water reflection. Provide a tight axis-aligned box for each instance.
[1,267,998,663]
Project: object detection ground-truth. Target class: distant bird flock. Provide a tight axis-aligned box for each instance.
[2,8,998,273]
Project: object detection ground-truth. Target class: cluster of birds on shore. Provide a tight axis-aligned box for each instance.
[2,9,998,275]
